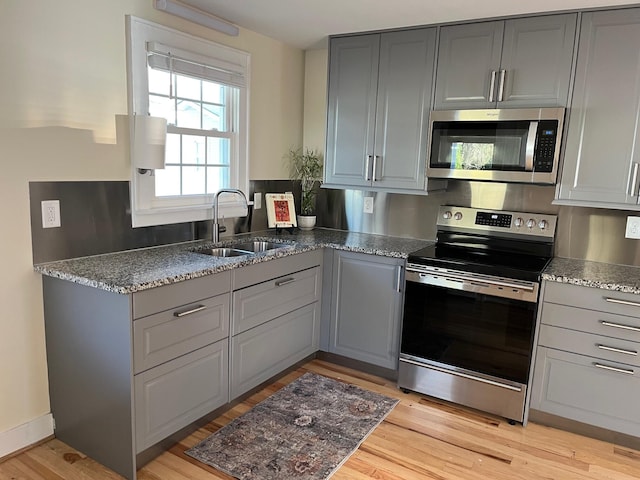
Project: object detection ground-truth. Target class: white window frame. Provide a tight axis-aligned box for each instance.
[126,15,250,228]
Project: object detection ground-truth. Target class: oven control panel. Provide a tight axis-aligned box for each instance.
[437,206,557,239]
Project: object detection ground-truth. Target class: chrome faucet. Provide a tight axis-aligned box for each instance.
[212,188,248,243]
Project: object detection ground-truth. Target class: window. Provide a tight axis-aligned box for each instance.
[126,16,249,227]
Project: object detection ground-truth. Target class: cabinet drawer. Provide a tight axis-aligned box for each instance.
[133,293,230,373]
[531,346,640,438]
[541,302,640,343]
[230,303,319,399]
[232,249,322,290]
[232,266,320,335]
[538,325,640,367]
[133,271,231,319]
[543,281,640,318]
[134,340,229,453]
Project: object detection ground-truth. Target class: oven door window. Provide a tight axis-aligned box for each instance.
[430,121,531,172]
[401,281,537,384]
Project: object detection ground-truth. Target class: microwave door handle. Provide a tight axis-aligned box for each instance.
[525,121,538,172]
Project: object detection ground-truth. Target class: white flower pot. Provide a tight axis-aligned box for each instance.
[297,215,316,231]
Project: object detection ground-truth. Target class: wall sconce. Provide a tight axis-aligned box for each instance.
[131,115,167,174]
[153,0,240,36]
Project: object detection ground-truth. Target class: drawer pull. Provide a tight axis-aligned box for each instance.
[173,305,207,317]
[605,297,640,308]
[593,363,635,375]
[601,320,640,333]
[596,344,638,356]
[275,277,295,287]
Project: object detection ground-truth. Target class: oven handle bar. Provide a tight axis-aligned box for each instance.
[400,357,523,392]
[408,268,535,292]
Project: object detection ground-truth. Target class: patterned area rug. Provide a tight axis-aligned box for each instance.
[186,372,399,479]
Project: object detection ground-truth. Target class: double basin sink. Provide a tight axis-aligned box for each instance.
[197,240,289,258]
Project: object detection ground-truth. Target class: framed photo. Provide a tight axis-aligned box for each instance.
[265,193,297,228]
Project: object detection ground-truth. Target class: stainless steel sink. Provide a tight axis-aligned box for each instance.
[199,247,253,257]
[231,241,288,253]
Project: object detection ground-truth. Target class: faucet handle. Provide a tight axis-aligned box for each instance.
[218,225,227,233]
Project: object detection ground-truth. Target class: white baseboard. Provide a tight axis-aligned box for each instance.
[0,414,54,459]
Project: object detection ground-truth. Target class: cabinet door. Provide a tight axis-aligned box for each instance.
[373,28,436,190]
[531,347,640,438]
[558,9,640,206]
[329,251,403,370]
[134,340,229,453]
[434,21,503,110]
[231,303,320,399]
[500,14,577,107]
[325,35,379,188]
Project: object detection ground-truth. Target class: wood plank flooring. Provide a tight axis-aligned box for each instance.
[2,359,640,479]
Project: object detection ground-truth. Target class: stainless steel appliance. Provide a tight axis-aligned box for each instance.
[427,108,565,184]
[398,206,557,423]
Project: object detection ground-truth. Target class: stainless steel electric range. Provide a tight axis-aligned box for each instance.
[398,205,557,423]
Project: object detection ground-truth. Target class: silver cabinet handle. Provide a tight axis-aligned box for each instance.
[365,155,372,181]
[372,155,380,182]
[630,163,640,197]
[601,320,640,333]
[275,277,295,287]
[597,344,638,356]
[594,363,634,375]
[605,297,640,308]
[173,305,207,317]
[488,70,497,103]
[497,69,506,102]
[396,265,403,292]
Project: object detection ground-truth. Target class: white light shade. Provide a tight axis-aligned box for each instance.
[132,115,167,170]
[154,0,240,36]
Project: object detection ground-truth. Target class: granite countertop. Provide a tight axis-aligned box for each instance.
[34,229,434,295]
[542,257,640,295]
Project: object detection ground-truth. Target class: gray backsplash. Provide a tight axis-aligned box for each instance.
[29,179,640,266]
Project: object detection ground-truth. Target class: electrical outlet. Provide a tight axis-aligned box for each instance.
[626,216,640,239]
[254,192,262,210]
[41,200,61,228]
[363,196,374,214]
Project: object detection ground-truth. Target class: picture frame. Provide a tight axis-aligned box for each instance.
[265,193,297,228]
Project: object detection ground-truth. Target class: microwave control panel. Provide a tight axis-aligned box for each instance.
[534,120,558,172]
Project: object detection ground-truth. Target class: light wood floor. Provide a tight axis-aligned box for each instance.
[2,359,640,480]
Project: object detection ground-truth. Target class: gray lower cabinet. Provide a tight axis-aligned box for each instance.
[530,281,640,438]
[325,28,440,192]
[434,14,577,109]
[557,8,640,208]
[42,270,232,480]
[328,250,403,370]
[229,249,323,398]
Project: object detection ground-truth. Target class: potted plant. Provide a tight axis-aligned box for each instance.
[287,147,323,230]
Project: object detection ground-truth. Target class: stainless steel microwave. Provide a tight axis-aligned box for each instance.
[427,107,565,184]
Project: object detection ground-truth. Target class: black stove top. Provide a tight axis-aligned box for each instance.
[407,242,552,282]
[408,206,557,283]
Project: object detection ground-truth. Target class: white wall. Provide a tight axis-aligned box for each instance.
[0,0,304,450]
[303,48,328,153]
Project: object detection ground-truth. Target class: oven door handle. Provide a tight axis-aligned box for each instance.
[415,271,535,293]
[400,357,523,392]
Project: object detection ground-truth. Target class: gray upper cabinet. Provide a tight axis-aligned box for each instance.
[434,14,577,110]
[328,251,403,370]
[557,9,640,208]
[325,28,438,192]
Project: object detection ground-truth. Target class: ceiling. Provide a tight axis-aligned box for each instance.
[180,0,637,49]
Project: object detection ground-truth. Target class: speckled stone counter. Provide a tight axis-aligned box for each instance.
[542,257,640,295]
[34,229,433,295]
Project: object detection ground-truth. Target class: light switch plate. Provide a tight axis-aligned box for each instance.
[254,192,262,210]
[363,196,374,214]
[625,216,640,239]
